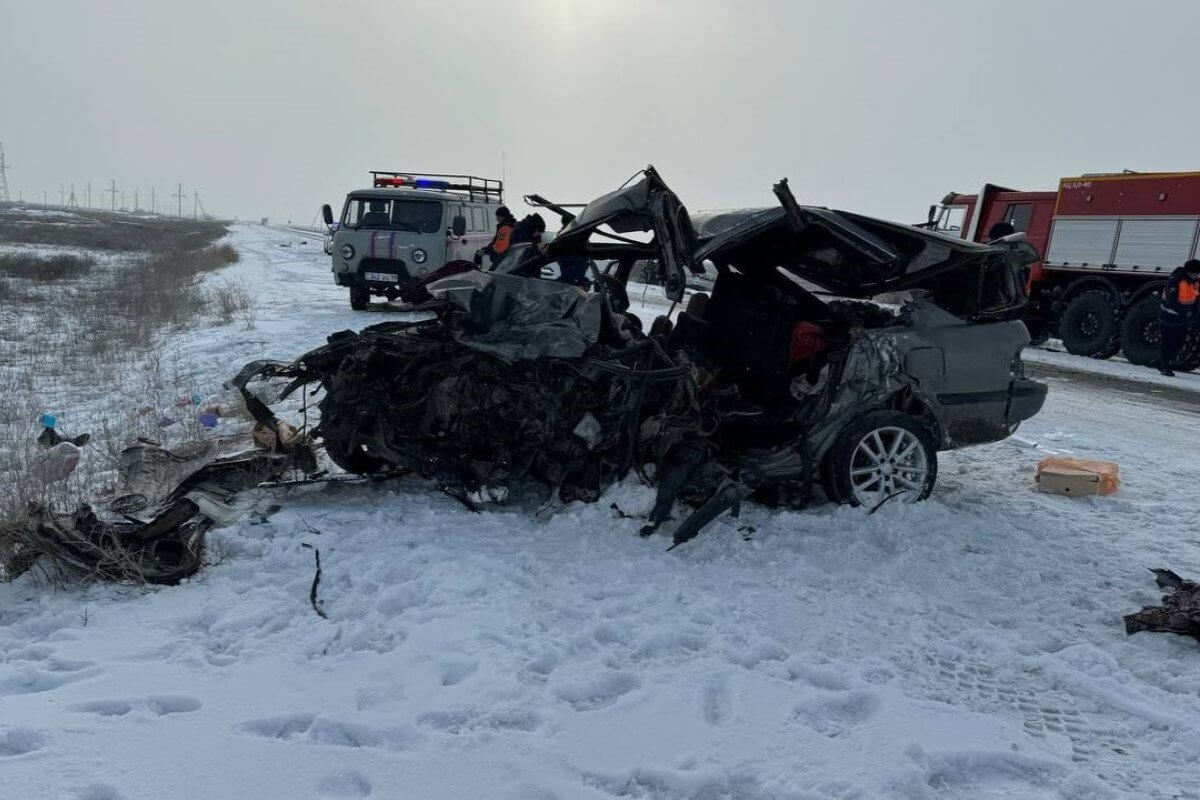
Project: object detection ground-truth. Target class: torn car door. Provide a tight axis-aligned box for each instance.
[551,166,698,301]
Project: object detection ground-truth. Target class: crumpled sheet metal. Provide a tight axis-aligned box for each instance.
[310,322,692,499]
[7,442,315,585]
[428,270,603,360]
[109,440,218,515]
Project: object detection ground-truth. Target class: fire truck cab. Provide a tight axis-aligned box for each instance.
[322,171,503,310]
[928,171,1200,369]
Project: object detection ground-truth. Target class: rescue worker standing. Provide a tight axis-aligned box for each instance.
[480,206,517,267]
[1157,259,1200,376]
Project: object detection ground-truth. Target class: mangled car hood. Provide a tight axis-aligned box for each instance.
[427,270,605,360]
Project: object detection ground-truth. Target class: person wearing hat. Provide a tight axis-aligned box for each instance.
[481,206,517,267]
[1157,259,1200,376]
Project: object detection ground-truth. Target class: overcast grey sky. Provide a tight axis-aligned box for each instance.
[4,0,1199,225]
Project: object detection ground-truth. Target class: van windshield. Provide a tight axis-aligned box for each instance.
[342,198,443,233]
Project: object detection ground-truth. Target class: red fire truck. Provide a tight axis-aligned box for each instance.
[927,171,1200,369]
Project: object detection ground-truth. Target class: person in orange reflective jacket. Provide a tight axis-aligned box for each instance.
[1158,259,1200,376]
[481,206,517,267]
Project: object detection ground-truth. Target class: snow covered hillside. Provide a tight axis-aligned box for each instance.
[3,225,1200,799]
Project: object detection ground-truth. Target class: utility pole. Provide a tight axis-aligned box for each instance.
[192,190,207,220]
[0,142,11,204]
[106,179,118,212]
[134,188,139,212]
[87,181,92,208]
[173,182,183,218]
[151,186,156,215]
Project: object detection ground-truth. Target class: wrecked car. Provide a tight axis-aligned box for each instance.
[246,167,1047,546]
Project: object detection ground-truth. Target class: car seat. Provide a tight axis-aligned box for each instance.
[362,202,390,228]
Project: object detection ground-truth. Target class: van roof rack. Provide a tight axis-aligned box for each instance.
[369,171,503,202]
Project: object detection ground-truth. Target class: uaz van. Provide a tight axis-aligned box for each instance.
[321,171,503,309]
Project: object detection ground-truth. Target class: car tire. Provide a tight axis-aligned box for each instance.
[1060,290,1121,358]
[826,410,938,508]
[1119,296,1162,366]
[349,285,370,311]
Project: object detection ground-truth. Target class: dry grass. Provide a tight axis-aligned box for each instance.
[0,209,228,252]
[76,244,246,352]
[0,214,245,578]
[0,252,97,281]
[209,279,256,328]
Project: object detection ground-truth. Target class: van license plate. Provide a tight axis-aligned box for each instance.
[364,272,399,283]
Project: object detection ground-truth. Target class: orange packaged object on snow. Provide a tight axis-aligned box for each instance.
[1036,457,1120,496]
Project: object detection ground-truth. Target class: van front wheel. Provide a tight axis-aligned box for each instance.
[349,285,370,311]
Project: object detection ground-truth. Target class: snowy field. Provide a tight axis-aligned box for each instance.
[3,225,1200,799]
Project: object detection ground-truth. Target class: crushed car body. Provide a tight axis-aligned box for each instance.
[242,167,1048,546]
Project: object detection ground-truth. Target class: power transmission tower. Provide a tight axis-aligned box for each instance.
[106,179,118,211]
[0,142,11,203]
[59,185,65,206]
[192,190,206,220]
[173,183,183,218]
[67,184,79,209]
[134,189,139,212]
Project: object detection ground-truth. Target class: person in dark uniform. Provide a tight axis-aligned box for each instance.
[508,212,546,247]
[1157,259,1200,376]
[987,221,1016,241]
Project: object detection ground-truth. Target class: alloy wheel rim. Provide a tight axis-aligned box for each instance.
[849,426,929,507]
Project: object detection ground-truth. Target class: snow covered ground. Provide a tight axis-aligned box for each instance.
[4,225,1200,799]
[1025,341,1200,393]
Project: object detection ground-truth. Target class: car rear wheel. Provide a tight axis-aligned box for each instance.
[349,285,370,311]
[826,411,938,508]
[1119,296,1161,366]
[1060,290,1121,358]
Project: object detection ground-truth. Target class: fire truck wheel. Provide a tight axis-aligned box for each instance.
[1060,290,1121,359]
[349,285,370,311]
[1119,296,1162,366]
